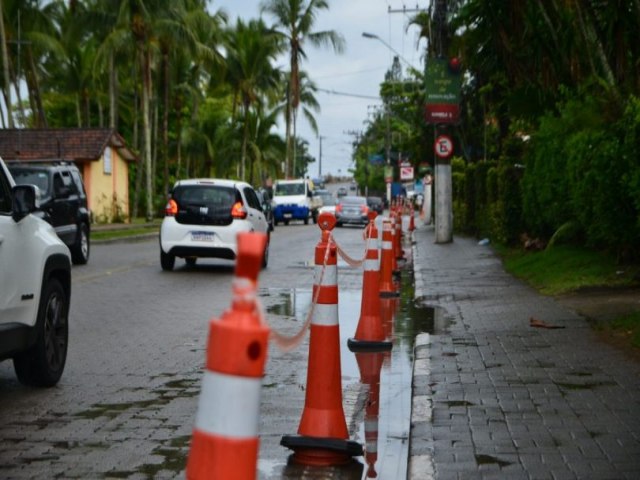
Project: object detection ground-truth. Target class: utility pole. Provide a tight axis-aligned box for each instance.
[431,0,454,244]
[318,135,325,178]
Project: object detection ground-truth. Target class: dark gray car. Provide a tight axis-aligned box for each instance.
[335,195,369,227]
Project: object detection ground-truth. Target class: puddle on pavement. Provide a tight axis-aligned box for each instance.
[258,267,442,479]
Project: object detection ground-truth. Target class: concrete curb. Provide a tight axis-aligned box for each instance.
[408,227,436,480]
[92,232,158,245]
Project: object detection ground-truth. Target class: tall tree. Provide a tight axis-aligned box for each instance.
[224,18,282,181]
[260,0,344,178]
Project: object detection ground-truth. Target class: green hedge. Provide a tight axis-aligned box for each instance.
[451,94,640,259]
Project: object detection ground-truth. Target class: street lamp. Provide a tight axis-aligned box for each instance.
[362,32,417,70]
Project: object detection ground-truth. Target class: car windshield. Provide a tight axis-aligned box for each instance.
[10,169,50,196]
[275,183,305,196]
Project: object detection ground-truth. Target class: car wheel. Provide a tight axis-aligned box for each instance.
[160,249,175,271]
[262,234,270,269]
[185,257,197,267]
[13,278,68,387]
[71,223,90,265]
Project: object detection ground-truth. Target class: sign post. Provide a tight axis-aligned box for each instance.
[433,133,454,243]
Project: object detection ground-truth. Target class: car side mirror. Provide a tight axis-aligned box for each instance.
[12,184,38,222]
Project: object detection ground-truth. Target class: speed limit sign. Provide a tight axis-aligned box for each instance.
[434,135,454,158]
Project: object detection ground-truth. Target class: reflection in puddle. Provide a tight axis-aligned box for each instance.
[260,267,442,479]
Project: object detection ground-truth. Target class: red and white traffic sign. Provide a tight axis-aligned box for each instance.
[400,165,414,180]
[434,135,454,158]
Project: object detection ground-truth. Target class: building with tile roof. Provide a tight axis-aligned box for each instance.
[0,128,137,222]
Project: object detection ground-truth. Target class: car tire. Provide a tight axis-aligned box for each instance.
[160,249,175,271]
[185,257,197,267]
[71,223,90,265]
[13,278,68,387]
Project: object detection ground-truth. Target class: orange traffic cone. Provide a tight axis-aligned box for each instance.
[187,232,269,480]
[281,212,363,465]
[348,211,392,352]
[394,204,404,261]
[356,351,385,478]
[409,201,415,233]
[379,219,399,298]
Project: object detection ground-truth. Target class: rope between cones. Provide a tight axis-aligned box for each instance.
[259,225,375,352]
[267,234,334,352]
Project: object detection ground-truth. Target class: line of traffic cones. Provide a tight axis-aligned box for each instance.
[186,233,269,480]
[281,212,363,466]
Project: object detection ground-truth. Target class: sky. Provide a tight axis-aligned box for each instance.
[211,0,428,178]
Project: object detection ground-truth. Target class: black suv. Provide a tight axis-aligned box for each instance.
[8,162,91,264]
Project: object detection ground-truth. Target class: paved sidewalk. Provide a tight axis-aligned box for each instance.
[409,224,640,479]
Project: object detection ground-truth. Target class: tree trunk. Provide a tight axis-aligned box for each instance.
[109,52,117,130]
[162,51,169,197]
[26,46,47,127]
[0,2,14,128]
[142,48,153,221]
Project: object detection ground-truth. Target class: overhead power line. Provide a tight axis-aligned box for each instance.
[316,88,380,100]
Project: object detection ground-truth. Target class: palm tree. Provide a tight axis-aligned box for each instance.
[3,0,60,127]
[0,0,14,127]
[260,0,344,178]
[224,18,282,181]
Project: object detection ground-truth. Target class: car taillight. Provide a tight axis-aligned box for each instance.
[360,204,369,214]
[165,199,178,216]
[231,201,247,219]
[335,204,343,214]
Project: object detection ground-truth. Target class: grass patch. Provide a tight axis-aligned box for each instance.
[92,218,161,241]
[497,245,638,295]
[592,312,640,350]
[495,244,640,355]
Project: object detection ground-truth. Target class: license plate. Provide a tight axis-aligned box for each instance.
[191,231,215,242]
[284,213,292,218]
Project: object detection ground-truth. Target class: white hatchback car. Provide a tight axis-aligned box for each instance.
[159,179,270,270]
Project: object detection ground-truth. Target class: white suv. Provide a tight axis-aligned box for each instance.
[159,178,270,270]
[0,157,72,387]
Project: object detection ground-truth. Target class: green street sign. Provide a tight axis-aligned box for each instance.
[424,58,462,124]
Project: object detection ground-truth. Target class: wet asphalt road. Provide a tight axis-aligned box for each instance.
[0,219,415,479]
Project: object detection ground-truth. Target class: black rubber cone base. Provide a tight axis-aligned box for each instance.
[281,435,363,467]
[347,337,393,353]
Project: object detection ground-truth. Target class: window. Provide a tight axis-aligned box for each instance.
[243,187,261,210]
[104,147,112,175]
[0,168,11,214]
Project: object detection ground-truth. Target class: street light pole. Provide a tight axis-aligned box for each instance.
[318,135,325,178]
[362,32,417,71]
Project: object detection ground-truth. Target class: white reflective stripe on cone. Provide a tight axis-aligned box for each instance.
[312,303,339,326]
[382,241,393,250]
[314,264,337,285]
[364,258,379,271]
[194,371,261,438]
